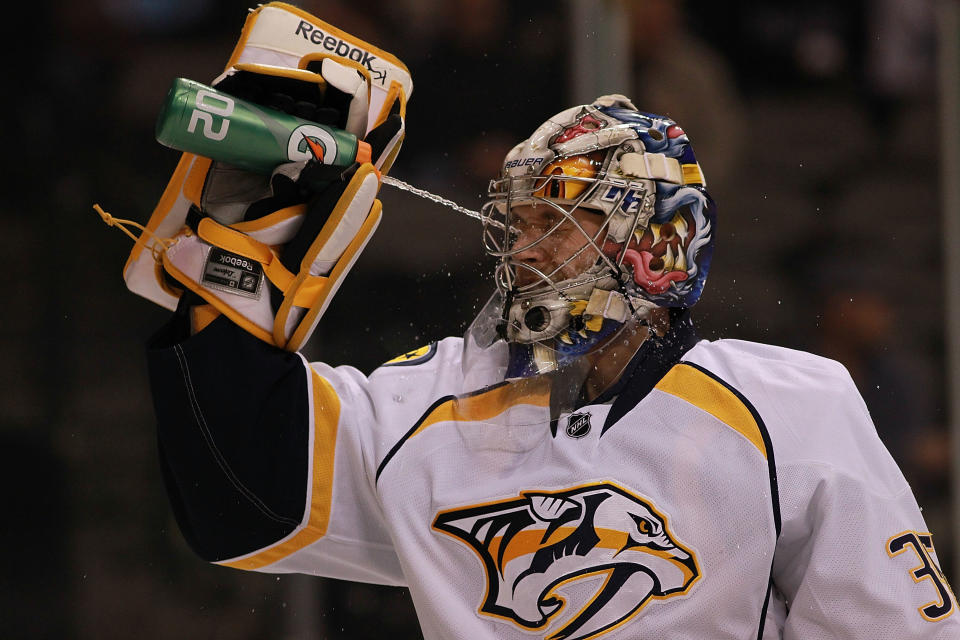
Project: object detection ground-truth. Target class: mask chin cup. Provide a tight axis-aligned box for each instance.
[506,295,572,343]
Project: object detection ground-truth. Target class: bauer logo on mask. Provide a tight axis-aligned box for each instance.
[433,482,699,640]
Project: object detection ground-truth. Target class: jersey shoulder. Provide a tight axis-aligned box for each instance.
[683,338,851,386]
[371,336,465,379]
[678,339,858,429]
[679,339,904,490]
[381,342,441,367]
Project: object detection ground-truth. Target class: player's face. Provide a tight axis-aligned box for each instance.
[509,204,604,286]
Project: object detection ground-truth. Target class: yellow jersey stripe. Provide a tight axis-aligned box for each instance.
[411,378,551,439]
[377,377,552,482]
[655,363,767,458]
[218,370,340,570]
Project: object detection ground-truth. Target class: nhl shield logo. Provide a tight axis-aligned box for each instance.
[433,482,700,640]
[566,412,591,438]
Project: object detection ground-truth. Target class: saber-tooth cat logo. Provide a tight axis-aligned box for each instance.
[433,482,699,640]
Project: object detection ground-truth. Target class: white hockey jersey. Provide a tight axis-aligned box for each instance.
[211,336,959,639]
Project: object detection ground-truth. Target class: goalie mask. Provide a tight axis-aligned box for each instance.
[472,95,716,382]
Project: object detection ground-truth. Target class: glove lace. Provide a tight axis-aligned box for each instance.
[93,203,176,263]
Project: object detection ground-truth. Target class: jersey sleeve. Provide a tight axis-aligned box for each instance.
[146,313,405,585]
[772,374,959,639]
[688,340,959,638]
[774,463,958,638]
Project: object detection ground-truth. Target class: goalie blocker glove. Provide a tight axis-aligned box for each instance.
[163,161,382,351]
[160,61,398,351]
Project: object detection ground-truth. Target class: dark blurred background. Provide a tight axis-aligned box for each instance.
[3,0,956,637]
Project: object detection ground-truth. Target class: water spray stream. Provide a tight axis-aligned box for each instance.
[382,175,508,230]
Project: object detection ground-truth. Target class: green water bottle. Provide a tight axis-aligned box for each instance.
[155,77,370,174]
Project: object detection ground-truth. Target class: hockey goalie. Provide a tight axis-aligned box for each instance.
[117,4,958,639]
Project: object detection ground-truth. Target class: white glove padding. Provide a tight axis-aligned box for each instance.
[138,61,391,351]
[295,55,406,173]
[312,57,370,139]
[123,1,411,312]
[161,163,382,351]
[196,61,372,227]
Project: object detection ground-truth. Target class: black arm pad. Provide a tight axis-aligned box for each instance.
[147,314,309,562]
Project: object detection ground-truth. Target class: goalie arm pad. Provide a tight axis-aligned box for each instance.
[148,311,404,582]
[147,308,404,584]
[147,312,310,561]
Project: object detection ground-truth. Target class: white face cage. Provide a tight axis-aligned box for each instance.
[479,169,654,304]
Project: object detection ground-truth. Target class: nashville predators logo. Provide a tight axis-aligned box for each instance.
[432,482,699,640]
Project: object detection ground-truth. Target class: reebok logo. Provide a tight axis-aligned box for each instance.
[202,247,262,300]
[294,21,383,82]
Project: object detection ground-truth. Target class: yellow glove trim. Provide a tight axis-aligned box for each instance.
[194,217,330,331]
[372,81,407,129]
[196,218,305,297]
[378,133,405,175]
[283,198,381,351]
[190,304,222,334]
[183,156,213,206]
[160,251,275,345]
[197,217,274,263]
[230,205,305,234]
[122,153,195,271]
[217,370,340,570]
